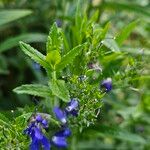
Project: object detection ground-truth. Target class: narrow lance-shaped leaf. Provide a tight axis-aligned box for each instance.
[86,125,146,144]
[122,47,150,55]
[89,10,100,23]
[0,9,32,26]
[115,20,138,46]
[0,33,47,53]
[46,50,61,70]
[15,113,32,125]
[0,113,10,126]
[19,41,50,70]
[102,38,120,52]
[75,0,82,31]
[46,22,63,52]
[100,22,110,40]
[50,80,70,102]
[13,84,51,98]
[56,43,87,72]
[93,22,110,46]
[0,55,8,75]
[101,2,150,17]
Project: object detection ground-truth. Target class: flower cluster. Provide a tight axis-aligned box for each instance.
[24,115,50,150]
[52,98,79,148]
[24,99,79,150]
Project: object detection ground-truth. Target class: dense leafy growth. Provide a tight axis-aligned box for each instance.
[0,0,149,149]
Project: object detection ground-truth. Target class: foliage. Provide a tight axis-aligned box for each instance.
[0,0,149,149]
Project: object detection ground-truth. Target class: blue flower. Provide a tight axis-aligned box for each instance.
[35,115,48,128]
[52,128,71,148]
[52,106,73,148]
[52,136,67,148]
[55,128,71,137]
[52,100,79,148]
[24,115,50,150]
[42,119,48,128]
[36,114,43,122]
[101,78,112,92]
[65,99,79,116]
[53,107,67,124]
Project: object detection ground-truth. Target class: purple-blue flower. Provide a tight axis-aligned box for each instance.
[55,128,71,137]
[53,107,67,124]
[42,119,48,128]
[52,99,79,148]
[24,115,50,150]
[52,128,71,148]
[36,114,43,122]
[65,99,79,116]
[101,78,112,92]
[52,136,67,148]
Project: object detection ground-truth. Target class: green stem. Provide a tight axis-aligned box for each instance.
[46,69,51,80]
[52,70,56,80]
[71,136,76,150]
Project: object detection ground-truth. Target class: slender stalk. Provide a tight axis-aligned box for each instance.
[52,70,57,80]
[71,136,76,150]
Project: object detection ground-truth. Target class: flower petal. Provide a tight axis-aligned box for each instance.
[34,127,43,140]
[30,138,40,150]
[55,128,71,137]
[66,99,79,112]
[41,136,51,150]
[101,78,112,92]
[52,136,67,148]
[53,107,67,124]
[24,123,35,135]
[36,114,43,122]
[70,109,78,117]
[42,119,48,128]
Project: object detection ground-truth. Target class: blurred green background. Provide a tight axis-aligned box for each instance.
[0,0,150,149]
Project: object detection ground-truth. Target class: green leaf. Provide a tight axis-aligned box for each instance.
[102,2,150,17]
[101,52,124,64]
[0,9,32,26]
[77,140,113,149]
[50,80,70,102]
[0,33,47,53]
[56,43,86,71]
[122,47,150,55]
[87,125,146,144]
[46,23,63,52]
[93,22,110,46]
[0,113,10,124]
[46,50,61,70]
[89,10,99,23]
[19,41,50,70]
[116,20,138,46]
[15,113,32,125]
[102,38,120,52]
[132,75,150,82]
[0,55,9,75]
[75,0,82,31]
[13,84,51,98]
[100,22,110,40]
[0,113,10,126]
